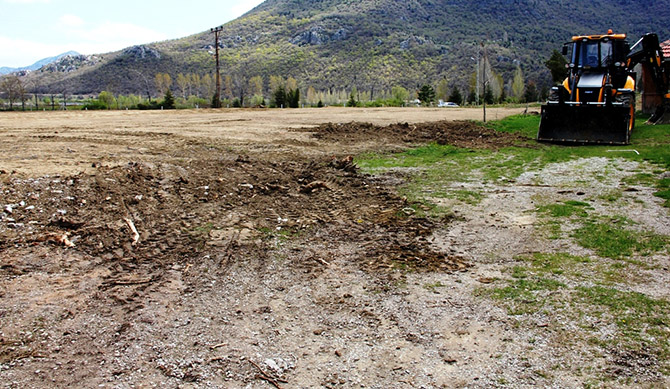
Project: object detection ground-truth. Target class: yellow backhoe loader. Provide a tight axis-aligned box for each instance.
[538,30,670,144]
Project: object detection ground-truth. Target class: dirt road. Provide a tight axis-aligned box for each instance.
[1,107,667,388]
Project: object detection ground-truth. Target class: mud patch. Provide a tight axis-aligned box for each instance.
[1,152,467,282]
[301,120,528,149]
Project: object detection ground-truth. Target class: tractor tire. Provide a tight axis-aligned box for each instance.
[616,92,635,135]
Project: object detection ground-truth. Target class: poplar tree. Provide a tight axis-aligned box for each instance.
[512,65,525,102]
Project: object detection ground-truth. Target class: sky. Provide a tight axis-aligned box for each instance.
[0,0,264,68]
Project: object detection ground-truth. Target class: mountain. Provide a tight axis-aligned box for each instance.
[21,0,670,100]
[0,51,80,75]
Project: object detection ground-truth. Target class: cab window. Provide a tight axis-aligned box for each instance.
[580,42,600,67]
[600,41,612,66]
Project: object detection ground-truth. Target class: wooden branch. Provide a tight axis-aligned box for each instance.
[249,360,288,388]
[313,256,330,266]
[209,343,226,350]
[123,217,140,246]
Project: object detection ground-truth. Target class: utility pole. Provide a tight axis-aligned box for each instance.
[210,25,223,108]
[476,53,480,106]
[481,42,487,122]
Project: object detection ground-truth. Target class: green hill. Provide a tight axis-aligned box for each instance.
[25,0,670,103]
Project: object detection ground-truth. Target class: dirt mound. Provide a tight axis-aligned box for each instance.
[304,120,528,149]
[1,153,467,283]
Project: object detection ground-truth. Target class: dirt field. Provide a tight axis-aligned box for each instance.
[1,107,668,388]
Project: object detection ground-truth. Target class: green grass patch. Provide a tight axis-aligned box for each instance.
[537,200,591,218]
[655,178,670,207]
[655,189,670,207]
[597,189,623,203]
[622,172,656,186]
[356,144,467,171]
[489,275,566,315]
[482,250,670,376]
[258,226,300,245]
[525,252,592,276]
[575,286,670,358]
[444,189,484,205]
[486,113,540,139]
[574,220,669,259]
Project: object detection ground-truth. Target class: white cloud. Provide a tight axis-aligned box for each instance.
[0,35,71,67]
[59,14,84,27]
[0,20,168,67]
[4,0,51,3]
[88,22,167,44]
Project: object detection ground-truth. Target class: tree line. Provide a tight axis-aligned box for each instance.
[1,51,565,111]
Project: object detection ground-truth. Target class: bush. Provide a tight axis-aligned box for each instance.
[363,99,386,107]
[347,90,359,107]
[82,100,108,110]
[250,94,265,107]
[137,101,160,110]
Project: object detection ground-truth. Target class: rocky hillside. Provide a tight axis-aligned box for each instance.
[0,51,80,76]
[24,0,670,99]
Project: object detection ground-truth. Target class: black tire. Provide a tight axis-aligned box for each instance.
[548,88,560,102]
[616,92,635,135]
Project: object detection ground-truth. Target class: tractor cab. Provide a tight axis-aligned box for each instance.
[564,33,632,101]
[569,34,629,70]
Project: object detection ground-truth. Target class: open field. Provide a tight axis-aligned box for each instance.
[0,107,526,177]
[1,107,669,388]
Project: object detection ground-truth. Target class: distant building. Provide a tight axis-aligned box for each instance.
[662,40,670,59]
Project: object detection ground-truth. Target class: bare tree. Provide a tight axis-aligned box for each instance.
[201,74,215,100]
[27,79,41,110]
[248,75,263,97]
[131,69,153,101]
[222,75,233,100]
[19,81,27,110]
[176,73,188,99]
[233,74,247,106]
[155,73,172,96]
[0,75,23,110]
[189,74,200,98]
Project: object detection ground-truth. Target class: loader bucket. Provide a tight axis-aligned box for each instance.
[537,103,632,145]
[647,103,670,125]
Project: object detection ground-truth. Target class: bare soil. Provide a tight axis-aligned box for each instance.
[1,107,668,388]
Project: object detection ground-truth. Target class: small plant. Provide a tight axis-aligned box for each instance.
[424,281,446,291]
